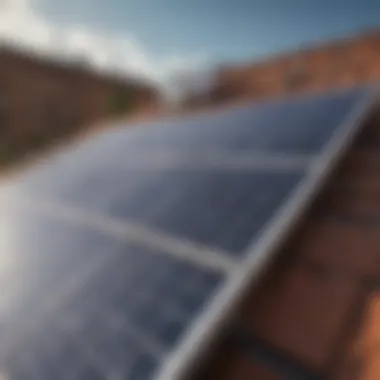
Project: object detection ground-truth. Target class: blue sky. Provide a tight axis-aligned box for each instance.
[39,0,380,64]
[1,0,379,88]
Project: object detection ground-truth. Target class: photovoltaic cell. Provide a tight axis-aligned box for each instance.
[62,245,222,348]
[107,171,303,254]
[0,207,120,326]
[0,88,373,380]
[118,88,365,154]
[7,169,304,255]
[0,206,223,380]
[7,319,158,380]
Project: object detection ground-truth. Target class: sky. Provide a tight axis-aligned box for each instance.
[0,0,380,91]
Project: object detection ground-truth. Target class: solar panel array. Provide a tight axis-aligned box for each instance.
[0,88,372,380]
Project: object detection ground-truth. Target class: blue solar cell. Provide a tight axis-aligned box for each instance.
[0,207,125,330]
[46,87,364,155]
[136,171,303,254]
[1,208,223,380]
[10,168,160,209]
[61,243,223,347]
[7,327,80,380]
[6,319,156,380]
[129,354,157,380]
[5,169,304,255]
[134,88,363,153]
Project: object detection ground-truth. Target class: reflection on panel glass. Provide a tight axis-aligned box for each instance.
[0,206,223,380]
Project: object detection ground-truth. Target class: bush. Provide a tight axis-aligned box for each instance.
[109,88,135,116]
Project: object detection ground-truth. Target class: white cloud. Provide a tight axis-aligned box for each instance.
[0,0,212,98]
[0,0,52,52]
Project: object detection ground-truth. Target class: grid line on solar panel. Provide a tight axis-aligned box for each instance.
[63,88,365,155]
[1,230,224,380]
[86,151,314,172]
[5,318,158,380]
[51,246,223,347]
[6,194,236,273]
[94,171,304,255]
[6,165,309,225]
[154,87,377,380]
[0,239,128,361]
[4,163,306,255]
[3,169,305,258]
[13,150,314,179]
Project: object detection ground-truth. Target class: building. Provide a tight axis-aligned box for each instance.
[0,44,160,162]
[208,29,380,105]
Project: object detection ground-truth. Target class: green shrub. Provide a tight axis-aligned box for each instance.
[109,88,135,116]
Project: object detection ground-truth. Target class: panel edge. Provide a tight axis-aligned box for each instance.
[155,86,380,380]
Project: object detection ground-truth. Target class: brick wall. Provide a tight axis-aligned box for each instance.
[209,30,380,105]
[0,46,160,162]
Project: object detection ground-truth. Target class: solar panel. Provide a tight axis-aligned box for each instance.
[23,86,363,160]
[120,87,365,153]
[1,206,224,379]
[9,170,304,255]
[0,87,376,380]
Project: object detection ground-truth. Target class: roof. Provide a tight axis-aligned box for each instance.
[196,89,380,380]
[217,28,380,73]
[0,86,378,380]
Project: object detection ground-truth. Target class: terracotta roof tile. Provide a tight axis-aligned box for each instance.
[195,102,380,380]
[202,344,284,380]
[293,221,380,277]
[333,290,380,380]
[240,260,360,370]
